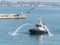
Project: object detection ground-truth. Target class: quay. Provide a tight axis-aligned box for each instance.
[0,13,26,19]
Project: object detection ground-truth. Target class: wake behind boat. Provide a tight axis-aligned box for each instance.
[29,19,48,34]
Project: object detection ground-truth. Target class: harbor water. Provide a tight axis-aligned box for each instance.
[0,7,60,45]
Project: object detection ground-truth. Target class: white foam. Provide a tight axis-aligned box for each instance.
[45,25,54,36]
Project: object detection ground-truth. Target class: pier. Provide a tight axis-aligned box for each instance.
[0,13,26,19]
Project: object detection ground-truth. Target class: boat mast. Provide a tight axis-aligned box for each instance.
[37,19,43,26]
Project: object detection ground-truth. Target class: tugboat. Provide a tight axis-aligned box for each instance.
[29,19,48,34]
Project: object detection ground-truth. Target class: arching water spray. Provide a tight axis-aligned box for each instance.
[10,23,32,36]
[45,25,53,36]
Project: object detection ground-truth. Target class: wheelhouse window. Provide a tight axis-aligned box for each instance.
[36,24,42,27]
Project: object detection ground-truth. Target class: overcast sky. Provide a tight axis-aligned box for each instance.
[0,0,60,2]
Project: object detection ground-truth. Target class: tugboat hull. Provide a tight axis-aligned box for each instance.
[29,29,48,34]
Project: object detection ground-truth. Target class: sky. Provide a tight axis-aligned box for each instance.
[0,0,60,2]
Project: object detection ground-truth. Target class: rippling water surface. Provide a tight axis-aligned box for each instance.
[0,7,60,45]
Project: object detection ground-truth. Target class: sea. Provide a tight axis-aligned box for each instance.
[0,6,60,45]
